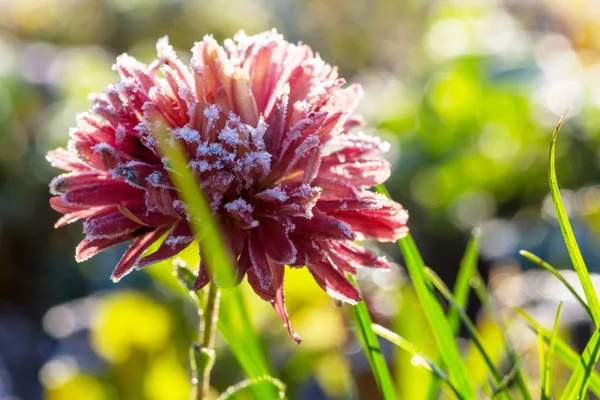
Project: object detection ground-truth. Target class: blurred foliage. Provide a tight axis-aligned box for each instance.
[1,0,600,399]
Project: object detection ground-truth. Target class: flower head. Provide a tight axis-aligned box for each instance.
[48,30,408,342]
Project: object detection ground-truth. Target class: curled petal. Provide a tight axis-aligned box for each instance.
[46,148,89,172]
[258,218,297,265]
[76,231,142,262]
[248,230,272,290]
[111,227,169,281]
[307,260,360,304]
[137,221,193,269]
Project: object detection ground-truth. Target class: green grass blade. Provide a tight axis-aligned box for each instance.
[560,326,600,400]
[520,250,591,318]
[153,123,278,399]
[424,267,507,399]
[375,184,473,398]
[472,275,532,399]
[549,113,600,326]
[348,275,398,400]
[515,307,600,398]
[490,357,525,399]
[398,234,474,398]
[542,302,562,400]
[449,230,481,335]
[428,232,480,399]
[372,324,463,399]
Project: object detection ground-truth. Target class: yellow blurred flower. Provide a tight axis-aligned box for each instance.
[90,291,171,363]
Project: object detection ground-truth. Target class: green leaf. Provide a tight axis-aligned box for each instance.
[520,250,590,319]
[472,275,532,399]
[348,275,398,400]
[153,122,279,399]
[375,184,473,398]
[449,229,481,335]
[515,307,600,398]
[424,267,508,399]
[398,234,474,398]
[542,302,562,400]
[372,323,462,399]
[548,113,600,326]
[490,357,525,399]
[560,326,600,399]
[428,232,480,398]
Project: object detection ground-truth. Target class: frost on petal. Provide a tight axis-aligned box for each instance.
[293,210,355,241]
[327,196,409,242]
[254,186,289,202]
[76,231,140,262]
[330,241,393,270]
[46,148,89,172]
[271,268,302,343]
[193,261,210,291]
[307,260,360,304]
[258,218,297,265]
[137,221,194,269]
[247,230,272,290]
[111,227,170,281]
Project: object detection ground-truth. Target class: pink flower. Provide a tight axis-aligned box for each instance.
[48,30,408,342]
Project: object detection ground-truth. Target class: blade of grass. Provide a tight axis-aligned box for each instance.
[515,307,600,398]
[153,121,278,399]
[427,232,481,399]
[542,302,562,400]
[375,184,473,398]
[520,250,590,318]
[398,234,474,398]
[347,275,397,400]
[424,267,508,400]
[490,357,525,399]
[372,324,462,399]
[449,230,481,335]
[560,326,600,400]
[548,113,600,326]
[472,274,532,399]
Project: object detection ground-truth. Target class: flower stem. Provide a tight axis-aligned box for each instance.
[194,280,221,400]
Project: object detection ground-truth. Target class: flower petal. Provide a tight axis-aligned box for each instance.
[248,230,272,290]
[76,231,141,262]
[258,218,297,265]
[111,227,169,281]
[137,221,193,269]
[307,260,360,304]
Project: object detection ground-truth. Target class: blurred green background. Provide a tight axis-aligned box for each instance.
[2,0,600,399]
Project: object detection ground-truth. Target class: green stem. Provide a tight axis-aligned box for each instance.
[195,281,221,400]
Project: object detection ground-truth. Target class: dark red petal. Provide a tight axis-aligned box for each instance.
[331,241,393,270]
[84,208,142,239]
[272,269,302,344]
[137,221,193,269]
[236,244,252,284]
[50,172,107,194]
[193,261,210,291]
[307,261,360,304]
[76,231,140,262]
[111,227,169,281]
[293,210,355,241]
[248,230,272,290]
[62,181,143,207]
[258,218,297,265]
